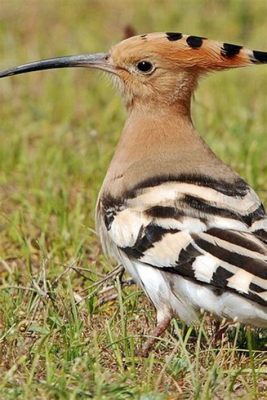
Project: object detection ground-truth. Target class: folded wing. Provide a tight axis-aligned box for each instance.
[100,174,267,308]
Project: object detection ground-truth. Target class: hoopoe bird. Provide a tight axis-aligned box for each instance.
[1,32,267,356]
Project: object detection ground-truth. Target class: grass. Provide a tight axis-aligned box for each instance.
[0,0,267,398]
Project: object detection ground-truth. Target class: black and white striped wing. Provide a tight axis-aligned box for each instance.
[101,175,267,307]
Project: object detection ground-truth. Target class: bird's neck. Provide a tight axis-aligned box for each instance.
[114,103,195,165]
[101,103,235,198]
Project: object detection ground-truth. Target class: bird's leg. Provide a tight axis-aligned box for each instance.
[138,312,172,357]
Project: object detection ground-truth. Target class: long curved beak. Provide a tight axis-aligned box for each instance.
[0,52,114,78]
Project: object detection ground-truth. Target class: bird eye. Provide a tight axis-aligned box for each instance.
[136,60,154,74]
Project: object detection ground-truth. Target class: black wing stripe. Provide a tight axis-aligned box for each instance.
[194,237,267,279]
[126,173,249,199]
[178,242,202,264]
[207,228,267,255]
[121,224,179,259]
[243,292,267,307]
[211,266,234,288]
[249,282,265,293]
[253,229,267,244]
[182,195,264,225]
[242,204,266,225]
[157,263,196,278]
[146,205,185,219]
[182,194,244,221]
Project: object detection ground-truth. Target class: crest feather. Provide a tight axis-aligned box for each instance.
[118,32,267,71]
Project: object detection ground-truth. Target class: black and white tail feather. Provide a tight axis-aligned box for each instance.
[98,174,267,327]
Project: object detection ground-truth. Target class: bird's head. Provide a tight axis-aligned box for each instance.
[0,32,266,111]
